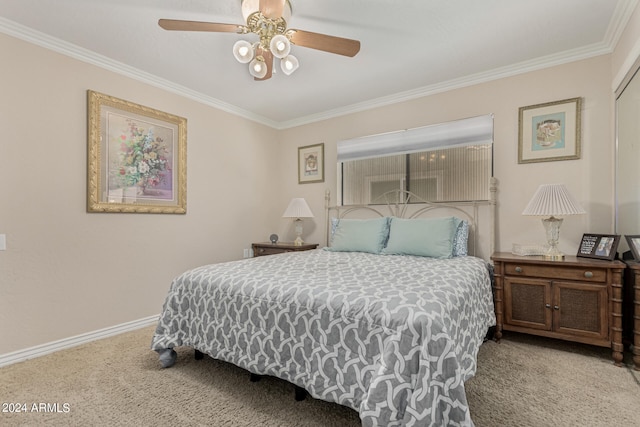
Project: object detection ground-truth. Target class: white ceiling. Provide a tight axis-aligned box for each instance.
[1,0,637,128]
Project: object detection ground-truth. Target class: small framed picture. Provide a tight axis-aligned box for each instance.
[577,234,620,261]
[298,143,324,184]
[518,97,582,164]
[625,235,640,261]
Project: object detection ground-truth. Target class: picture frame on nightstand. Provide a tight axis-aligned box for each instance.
[577,233,620,261]
[624,235,640,261]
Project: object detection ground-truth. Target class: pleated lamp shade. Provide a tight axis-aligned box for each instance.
[522,184,585,216]
[282,198,314,218]
[283,198,314,246]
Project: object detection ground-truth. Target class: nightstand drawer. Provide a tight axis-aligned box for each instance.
[504,262,606,282]
[255,246,289,256]
[252,242,318,257]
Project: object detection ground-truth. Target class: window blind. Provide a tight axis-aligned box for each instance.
[337,114,493,162]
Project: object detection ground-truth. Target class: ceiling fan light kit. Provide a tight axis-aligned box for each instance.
[269,34,291,58]
[232,40,255,63]
[281,55,299,75]
[249,56,268,79]
[159,0,360,81]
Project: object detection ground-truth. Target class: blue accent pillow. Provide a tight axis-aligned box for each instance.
[453,218,469,257]
[328,217,390,254]
[382,217,457,258]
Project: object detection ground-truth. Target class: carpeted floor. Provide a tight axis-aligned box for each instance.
[1,326,638,426]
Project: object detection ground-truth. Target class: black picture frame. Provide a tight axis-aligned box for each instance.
[577,234,620,261]
[625,235,640,261]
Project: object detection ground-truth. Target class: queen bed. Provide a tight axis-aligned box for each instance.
[151,183,497,426]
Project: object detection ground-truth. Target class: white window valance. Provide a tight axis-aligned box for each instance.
[337,114,494,162]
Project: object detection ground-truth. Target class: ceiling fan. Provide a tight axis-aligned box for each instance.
[158,0,361,81]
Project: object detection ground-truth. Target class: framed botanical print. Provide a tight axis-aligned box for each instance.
[518,97,582,164]
[298,143,324,184]
[87,90,187,214]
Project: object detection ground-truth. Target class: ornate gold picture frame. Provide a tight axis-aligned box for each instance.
[298,143,324,184]
[87,90,187,213]
[518,97,582,164]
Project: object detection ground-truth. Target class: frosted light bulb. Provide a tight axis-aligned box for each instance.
[280,55,298,75]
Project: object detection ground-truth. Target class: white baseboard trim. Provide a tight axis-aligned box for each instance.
[0,314,159,368]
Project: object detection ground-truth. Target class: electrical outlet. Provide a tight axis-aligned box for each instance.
[0,234,6,251]
[243,248,249,258]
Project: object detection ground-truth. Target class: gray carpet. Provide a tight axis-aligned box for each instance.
[1,326,638,426]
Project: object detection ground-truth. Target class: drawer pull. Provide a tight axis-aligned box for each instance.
[515,266,523,273]
[545,304,551,309]
[554,305,559,310]
[259,248,265,253]
[584,271,593,278]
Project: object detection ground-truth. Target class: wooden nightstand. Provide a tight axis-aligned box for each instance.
[623,261,640,370]
[251,242,319,257]
[491,252,626,366]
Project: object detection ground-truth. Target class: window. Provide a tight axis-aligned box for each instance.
[338,115,493,205]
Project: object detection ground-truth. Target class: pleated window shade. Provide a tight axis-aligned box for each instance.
[338,115,493,205]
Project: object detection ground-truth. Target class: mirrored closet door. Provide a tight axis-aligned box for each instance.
[616,62,640,252]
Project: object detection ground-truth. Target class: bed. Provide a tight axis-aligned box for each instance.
[151,183,497,426]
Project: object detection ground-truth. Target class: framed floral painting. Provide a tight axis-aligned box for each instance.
[298,143,324,184]
[518,97,582,164]
[87,90,187,213]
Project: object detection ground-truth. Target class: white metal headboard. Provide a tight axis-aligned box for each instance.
[325,177,497,261]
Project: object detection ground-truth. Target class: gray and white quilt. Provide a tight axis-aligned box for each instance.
[151,249,495,426]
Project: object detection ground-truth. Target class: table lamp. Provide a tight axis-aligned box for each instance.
[522,184,586,260]
[282,198,314,246]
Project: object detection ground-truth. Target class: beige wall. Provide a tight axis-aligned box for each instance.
[3,6,640,356]
[0,33,280,354]
[278,55,615,258]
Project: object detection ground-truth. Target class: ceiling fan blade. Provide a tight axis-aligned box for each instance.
[255,49,274,81]
[288,30,360,57]
[259,0,285,20]
[158,19,244,33]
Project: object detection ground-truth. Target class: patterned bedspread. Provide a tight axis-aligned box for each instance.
[151,249,495,426]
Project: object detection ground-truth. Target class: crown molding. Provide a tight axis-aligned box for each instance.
[0,17,280,129]
[279,42,613,129]
[1,1,636,131]
[277,0,640,130]
[610,0,640,92]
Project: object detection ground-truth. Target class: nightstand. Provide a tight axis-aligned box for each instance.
[623,260,640,370]
[491,252,626,366]
[251,242,319,257]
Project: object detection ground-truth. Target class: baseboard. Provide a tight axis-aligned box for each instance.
[0,314,159,368]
